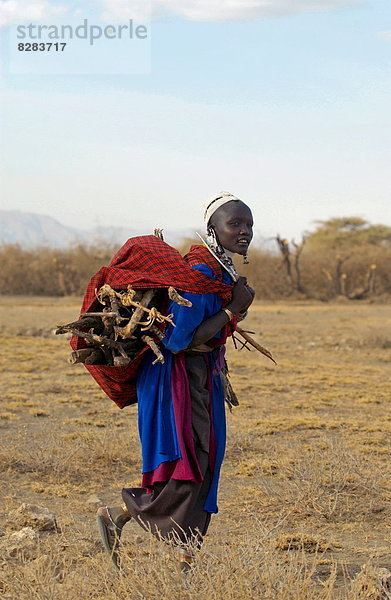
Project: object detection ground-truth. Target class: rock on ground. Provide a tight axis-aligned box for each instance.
[0,527,39,559]
[352,564,391,600]
[85,494,103,509]
[7,503,58,532]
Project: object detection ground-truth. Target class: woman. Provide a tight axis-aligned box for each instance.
[97,192,255,570]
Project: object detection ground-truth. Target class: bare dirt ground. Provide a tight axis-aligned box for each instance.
[1,296,390,599]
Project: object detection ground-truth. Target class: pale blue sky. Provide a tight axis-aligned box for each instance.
[0,0,390,241]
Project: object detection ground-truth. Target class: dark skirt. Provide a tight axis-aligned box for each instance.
[122,353,213,546]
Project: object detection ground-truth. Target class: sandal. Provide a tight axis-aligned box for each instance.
[96,506,125,569]
[178,549,195,574]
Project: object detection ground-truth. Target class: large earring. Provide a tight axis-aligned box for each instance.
[243,254,249,265]
[206,226,220,250]
[206,226,225,259]
[206,225,216,247]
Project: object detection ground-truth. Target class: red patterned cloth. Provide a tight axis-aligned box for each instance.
[185,243,239,345]
[71,236,236,408]
[185,244,225,280]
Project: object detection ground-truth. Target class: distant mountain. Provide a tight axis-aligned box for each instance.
[0,210,192,248]
[0,210,87,248]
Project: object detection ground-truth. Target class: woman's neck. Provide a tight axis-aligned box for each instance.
[222,247,235,261]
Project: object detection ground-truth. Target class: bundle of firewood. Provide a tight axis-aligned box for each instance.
[55,284,192,367]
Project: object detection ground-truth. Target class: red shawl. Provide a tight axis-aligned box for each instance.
[71,235,235,408]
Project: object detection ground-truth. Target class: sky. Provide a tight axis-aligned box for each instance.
[0,0,390,243]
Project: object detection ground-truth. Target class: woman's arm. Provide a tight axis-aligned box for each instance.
[189,277,254,348]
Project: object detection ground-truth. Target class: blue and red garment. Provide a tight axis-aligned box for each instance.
[138,264,233,513]
[71,236,237,513]
[71,235,236,407]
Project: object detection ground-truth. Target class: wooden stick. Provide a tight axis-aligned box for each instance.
[141,335,164,365]
[126,299,174,326]
[113,356,131,367]
[115,289,155,339]
[136,306,174,331]
[101,308,115,338]
[99,285,175,332]
[149,325,165,340]
[168,287,192,307]
[56,316,102,335]
[68,348,97,365]
[68,348,106,365]
[235,326,277,365]
[109,293,121,323]
[80,312,117,317]
[67,328,129,359]
[85,349,106,365]
[98,284,122,323]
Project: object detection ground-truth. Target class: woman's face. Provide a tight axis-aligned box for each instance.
[209,200,253,256]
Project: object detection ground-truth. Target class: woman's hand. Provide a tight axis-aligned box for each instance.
[188,277,255,348]
[226,277,255,315]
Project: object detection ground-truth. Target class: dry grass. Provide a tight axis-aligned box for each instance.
[1,297,391,599]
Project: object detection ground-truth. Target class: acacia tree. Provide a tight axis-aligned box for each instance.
[276,218,391,300]
[305,217,391,250]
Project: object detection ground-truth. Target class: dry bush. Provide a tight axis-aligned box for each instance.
[0,426,136,486]
[239,244,391,301]
[1,299,391,599]
[273,439,389,522]
[351,564,391,599]
[240,248,292,299]
[299,248,391,300]
[2,518,390,600]
[225,436,390,527]
[0,243,117,296]
[1,234,390,300]
[0,519,339,600]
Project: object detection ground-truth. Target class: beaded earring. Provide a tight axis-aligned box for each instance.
[202,225,239,280]
[206,225,220,252]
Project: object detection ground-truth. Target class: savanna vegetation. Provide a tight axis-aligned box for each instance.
[1,217,390,300]
[0,297,390,599]
[1,216,390,598]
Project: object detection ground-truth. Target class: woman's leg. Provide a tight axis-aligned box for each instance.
[96,504,132,568]
[99,353,214,567]
[122,448,211,545]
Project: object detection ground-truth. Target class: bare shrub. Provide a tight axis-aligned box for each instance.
[0,519,341,600]
[0,426,136,485]
[230,437,390,525]
[264,438,389,522]
[240,244,391,301]
[0,227,390,300]
[0,242,117,296]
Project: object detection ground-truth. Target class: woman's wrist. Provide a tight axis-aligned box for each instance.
[225,302,240,315]
[222,308,234,321]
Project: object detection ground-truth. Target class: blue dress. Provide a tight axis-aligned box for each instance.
[136,264,232,514]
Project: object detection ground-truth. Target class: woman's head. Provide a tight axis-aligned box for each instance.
[204,192,253,256]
